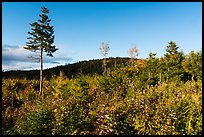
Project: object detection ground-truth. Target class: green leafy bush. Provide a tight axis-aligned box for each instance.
[14,102,53,135]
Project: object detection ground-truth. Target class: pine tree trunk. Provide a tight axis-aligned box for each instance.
[191,74,194,81]
[148,71,151,81]
[40,48,43,100]
[159,72,162,83]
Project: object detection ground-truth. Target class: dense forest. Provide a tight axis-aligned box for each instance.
[2,42,202,135]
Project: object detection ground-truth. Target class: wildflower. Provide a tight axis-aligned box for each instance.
[54,109,57,113]
[167,118,171,125]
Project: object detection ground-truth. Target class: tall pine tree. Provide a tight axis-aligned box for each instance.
[24,6,58,100]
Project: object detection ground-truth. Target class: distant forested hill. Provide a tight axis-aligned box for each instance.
[2,57,132,80]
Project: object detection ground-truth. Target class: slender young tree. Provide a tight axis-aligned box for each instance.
[24,6,58,100]
[99,42,110,73]
[128,44,139,67]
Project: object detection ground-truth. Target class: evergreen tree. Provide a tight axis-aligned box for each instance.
[24,6,58,100]
[165,41,178,56]
[163,41,184,82]
[146,52,159,85]
[182,50,202,81]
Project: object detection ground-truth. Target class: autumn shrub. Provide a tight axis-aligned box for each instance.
[2,66,202,135]
[51,99,88,135]
[2,107,19,135]
[14,101,53,135]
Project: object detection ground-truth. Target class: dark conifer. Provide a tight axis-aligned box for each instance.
[24,6,58,100]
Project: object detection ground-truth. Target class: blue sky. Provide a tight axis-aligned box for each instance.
[2,2,202,71]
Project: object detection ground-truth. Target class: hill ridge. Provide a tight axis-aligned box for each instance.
[2,57,133,80]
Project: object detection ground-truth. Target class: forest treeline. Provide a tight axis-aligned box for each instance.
[2,57,131,80]
[2,42,202,135]
[2,46,202,83]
